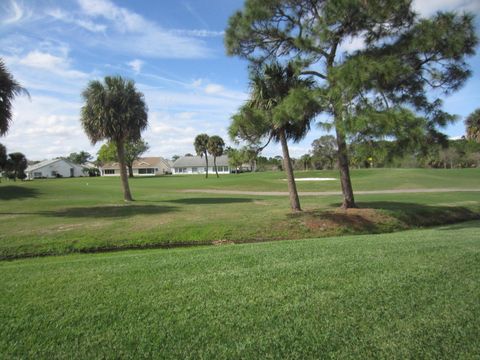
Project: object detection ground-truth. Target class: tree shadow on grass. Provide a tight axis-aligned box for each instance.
[347,201,479,227]
[0,205,178,218]
[296,201,479,235]
[168,197,254,205]
[0,186,40,200]
[295,208,387,233]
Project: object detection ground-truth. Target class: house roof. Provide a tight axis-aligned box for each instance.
[100,157,170,170]
[173,155,229,167]
[26,158,82,172]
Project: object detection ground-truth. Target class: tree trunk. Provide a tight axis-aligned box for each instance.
[279,128,301,212]
[205,152,209,179]
[334,118,356,209]
[128,165,134,178]
[116,139,133,201]
[214,156,219,178]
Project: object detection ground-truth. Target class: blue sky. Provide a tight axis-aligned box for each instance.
[1,0,479,161]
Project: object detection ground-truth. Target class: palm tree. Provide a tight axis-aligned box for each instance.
[194,134,210,178]
[207,135,225,178]
[0,59,29,136]
[230,62,319,211]
[80,76,148,201]
[465,109,480,143]
[300,154,312,171]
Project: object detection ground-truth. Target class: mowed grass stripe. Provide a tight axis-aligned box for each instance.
[1,169,479,259]
[1,222,479,358]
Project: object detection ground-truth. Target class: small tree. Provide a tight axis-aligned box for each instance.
[226,147,244,173]
[194,134,210,178]
[311,136,337,170]
[240,147,259,172]
[67,151,92,165]
[299,154,311,171]
[97,139,149,177]
[465,109,480,143]
[97,142,117,165]
[207,135,225,178]
[5,152,27,181]
[124,140,149,177]
[81,76,148,201]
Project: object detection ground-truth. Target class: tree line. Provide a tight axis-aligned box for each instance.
[298,135,480,171]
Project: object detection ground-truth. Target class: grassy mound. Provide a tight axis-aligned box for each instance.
[0,169,479,259]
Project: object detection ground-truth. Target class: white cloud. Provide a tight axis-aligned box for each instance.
[127,59,144,74]
[142,110,235,158]
[1,95,93,160]
[46,8,107,33]
[204,83,225,94]
[18,50,88,80]
[1,0,31,25]
[170,29,224,38]
[77,0,212,58]
[191,78,203,88]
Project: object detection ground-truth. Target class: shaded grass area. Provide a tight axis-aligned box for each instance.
[0,185,40,200]
[0,171,479,259]
[1,223,479,358]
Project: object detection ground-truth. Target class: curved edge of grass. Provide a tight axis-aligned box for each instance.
[2,208,478,261]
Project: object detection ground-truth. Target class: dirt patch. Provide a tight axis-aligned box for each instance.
[302,208,398,233]
[212,239,235,246]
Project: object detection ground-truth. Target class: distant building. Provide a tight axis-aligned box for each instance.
[172,155,230,174]
[25,159,87,180]
[99,157,171,176]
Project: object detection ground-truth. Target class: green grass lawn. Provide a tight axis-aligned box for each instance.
[0,168,479,259]
[1,222,479,358]
[98,167,480,192]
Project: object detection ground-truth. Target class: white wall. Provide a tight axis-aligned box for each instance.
[101,167,167,176]
[173,166,230,174]
[27,160,85,179]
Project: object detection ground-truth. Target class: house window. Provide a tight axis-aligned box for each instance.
[176,167,187,173]
[51,171,58,177]
[138,168,154,174]
[33,172,42,178]
[192,167,198,173]
[104,169,115,174]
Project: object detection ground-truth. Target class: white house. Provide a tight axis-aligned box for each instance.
[99,157,171,176]
[25,159,87,180]
[172,155,230,174]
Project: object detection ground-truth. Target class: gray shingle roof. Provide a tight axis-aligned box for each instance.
[101,157,170,170]
[25,158,81,172]
[173,155,229,167]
